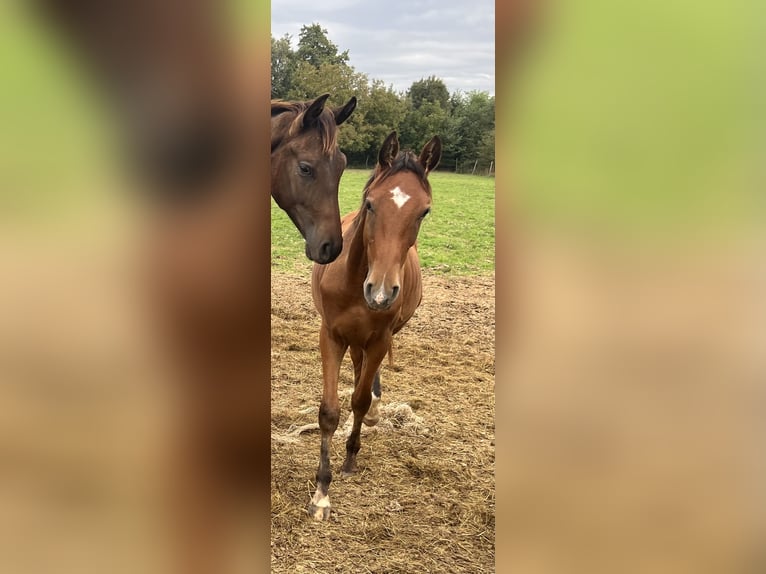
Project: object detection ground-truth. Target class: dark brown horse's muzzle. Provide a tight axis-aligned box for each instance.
[306,234,342,264]
[286,206,342,264]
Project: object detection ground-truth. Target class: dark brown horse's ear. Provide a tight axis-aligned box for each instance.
[302,93,330,128]
[419,135,442,175]
[333,96,357,126]
[378,131,399,168]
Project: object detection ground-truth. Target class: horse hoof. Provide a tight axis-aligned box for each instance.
[341,462,358,477]
[362,413,380,427]
[308,503,331,521]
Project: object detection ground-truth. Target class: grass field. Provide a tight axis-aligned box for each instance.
[271,169,496,274]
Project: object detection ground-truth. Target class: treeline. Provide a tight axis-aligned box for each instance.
[272,24,495,174]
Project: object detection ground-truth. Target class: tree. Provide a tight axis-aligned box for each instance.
[449,91,495,171]
[296,23,350,69]
[269,24,495,172]
[477,127,495,173]
[271,34,297,99]
[407,76,450,111]
[399,99,449,154]
[358,80,408,162]
[287,61,370,154]
[439,91,467,169]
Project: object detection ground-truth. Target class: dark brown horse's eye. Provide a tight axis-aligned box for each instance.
[420,207,431,219]
[365,199,374,212]
[298,162,313,177]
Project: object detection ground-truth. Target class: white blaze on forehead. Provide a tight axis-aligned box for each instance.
[389,186,410,209]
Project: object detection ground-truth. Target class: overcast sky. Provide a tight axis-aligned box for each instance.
[270,0,495,96]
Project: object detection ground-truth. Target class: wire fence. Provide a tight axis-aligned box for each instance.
[453,158,495,176]
[350,155,495,177]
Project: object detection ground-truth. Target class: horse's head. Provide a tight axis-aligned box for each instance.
[361,131,441,311]
[271,94,356,264]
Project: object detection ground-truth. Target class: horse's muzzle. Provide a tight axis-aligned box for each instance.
[364,281,400,310]
[306,237,342,264]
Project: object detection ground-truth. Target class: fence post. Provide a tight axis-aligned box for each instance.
[471,159,478,175]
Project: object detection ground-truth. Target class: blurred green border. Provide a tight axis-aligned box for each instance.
[499,0,764,243]
[0,0,270,224]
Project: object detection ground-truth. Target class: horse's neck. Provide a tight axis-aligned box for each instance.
[343,210,369,283]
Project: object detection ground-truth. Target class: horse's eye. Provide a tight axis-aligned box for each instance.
[298,162,313,177]
[420,207,431,219]
[365,199,374,213]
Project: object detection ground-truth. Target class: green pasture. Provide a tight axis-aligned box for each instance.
[271,170,495,275]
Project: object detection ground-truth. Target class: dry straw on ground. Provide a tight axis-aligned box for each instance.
[271,270,495,574]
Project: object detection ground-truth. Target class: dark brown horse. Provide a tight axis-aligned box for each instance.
[309,131,442,520]
[271,94,357,263]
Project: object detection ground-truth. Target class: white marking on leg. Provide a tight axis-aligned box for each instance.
[363,392,381,427]
[309,487,331,520]
[390,186,410,209]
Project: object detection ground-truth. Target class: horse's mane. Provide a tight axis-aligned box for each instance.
[271,99,338,154]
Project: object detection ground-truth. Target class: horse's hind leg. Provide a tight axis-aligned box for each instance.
[363,370,382,427]
[309,326,347,521]
[350,346,363,388]
[342,342,387,476]
[351,347,381,427]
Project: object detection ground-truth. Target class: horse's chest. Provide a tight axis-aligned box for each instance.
[327,305,395,346]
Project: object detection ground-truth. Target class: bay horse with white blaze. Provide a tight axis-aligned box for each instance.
[272,93,357,263]
[309,131,442,520]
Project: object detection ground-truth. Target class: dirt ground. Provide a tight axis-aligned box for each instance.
[270,270,496,574]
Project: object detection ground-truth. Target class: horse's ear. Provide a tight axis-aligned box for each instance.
[333,96,357,126]
[378,131,399,168]
[419,135,442,175]
[302,93,330,128]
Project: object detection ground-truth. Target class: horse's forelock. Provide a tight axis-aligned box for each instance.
[364,150,431,196]
[318,112,339,154]
[273,100,338,155]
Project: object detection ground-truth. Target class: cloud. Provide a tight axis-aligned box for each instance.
[271,0,495,95]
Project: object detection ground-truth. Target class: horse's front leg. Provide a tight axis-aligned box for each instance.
[308,324,347,521]
[342,338,389,476]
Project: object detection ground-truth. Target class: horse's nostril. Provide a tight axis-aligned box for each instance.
[330,240,342,260]
[319,241,332,262]
[364,282,373,300]
[391,285,400,301]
